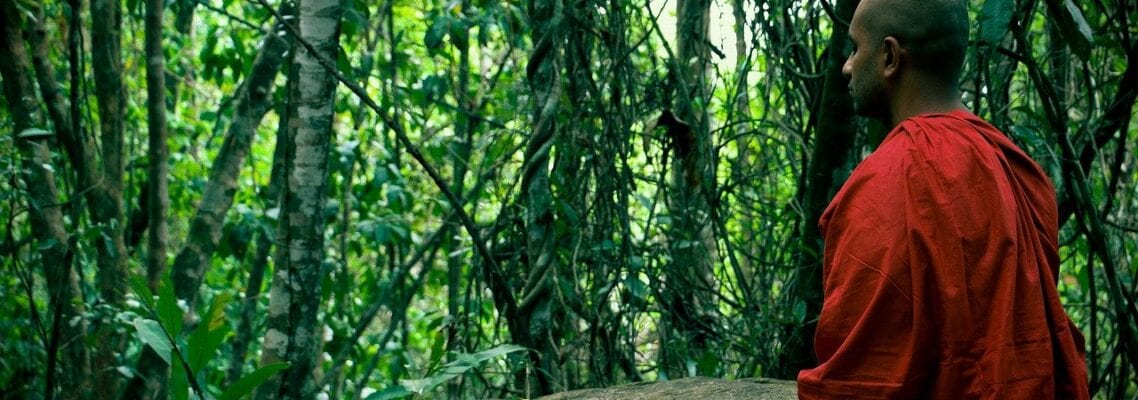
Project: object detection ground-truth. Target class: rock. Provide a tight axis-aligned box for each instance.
[538,377,798,400]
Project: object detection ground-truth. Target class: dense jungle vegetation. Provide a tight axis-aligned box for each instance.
[1,0,1135,398]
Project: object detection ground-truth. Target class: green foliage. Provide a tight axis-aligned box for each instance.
[1037,0,1093,61]
[978,0,1013,47]
[367,345,527,399]
[1,0,1135,397]
[130,274,285,399]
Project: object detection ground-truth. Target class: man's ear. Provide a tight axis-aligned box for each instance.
[882,36,903,78]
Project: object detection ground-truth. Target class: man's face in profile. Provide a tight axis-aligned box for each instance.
[842,6,889,120]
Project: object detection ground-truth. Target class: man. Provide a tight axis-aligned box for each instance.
[795,0,1090,398]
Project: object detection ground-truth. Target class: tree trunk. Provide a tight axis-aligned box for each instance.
[0,3,89,398]
[776,0,857,379]
[90,0,130,395]
[662,0,718,379]
[171,1,294,317]
[445,2,475,396]
[17,1,94,398]
[120,0,172,396]
[518,0,564,395]
[255,0,342,397]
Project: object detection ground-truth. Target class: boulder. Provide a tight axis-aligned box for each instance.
[538,377,798,400]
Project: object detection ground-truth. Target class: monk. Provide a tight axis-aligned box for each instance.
[795,0,1090,398]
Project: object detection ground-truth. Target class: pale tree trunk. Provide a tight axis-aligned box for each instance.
[518,0,563,395]
[90,0,130,395]
[662,0,718,379]
[171,0,293,316]
[777,0,857,379]
[255,0,342,397]
[120,0,171,397]
[0,3,89,398]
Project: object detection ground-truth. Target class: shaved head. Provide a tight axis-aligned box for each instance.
[854,0,969,84]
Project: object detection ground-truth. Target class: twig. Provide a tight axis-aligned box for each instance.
[191,0,261,31]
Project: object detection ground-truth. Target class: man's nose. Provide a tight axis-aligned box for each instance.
[841,60,852,80]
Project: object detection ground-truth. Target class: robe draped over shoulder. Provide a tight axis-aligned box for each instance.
[796,111,1089,399]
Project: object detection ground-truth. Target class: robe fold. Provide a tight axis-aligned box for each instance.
[796,111,1089,399]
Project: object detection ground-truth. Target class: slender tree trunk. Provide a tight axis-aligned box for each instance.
[445,2,474,396]
[171,1,294,317]
[144,0,169,302]
[0,3,89,398]
[18,1,94,397]
[90,0,130,395]
[120,0,171,397]
[518,0,564,395]
[777,0,857,379]
[166,0,197,110]
[662,0,718,379]
[255,0,342,397]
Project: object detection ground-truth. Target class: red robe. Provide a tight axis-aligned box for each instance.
[796,111,1089,399]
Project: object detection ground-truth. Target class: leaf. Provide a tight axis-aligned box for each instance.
[217,362,290,400]
[425,14,450,52]
[793,300,807,324]
[187,293,232,372]
[1044,0,1093,61]
[17,128,52,139]
[128,274,155,310]
[401,375,453,394]
[170,359,189,400]
[979,0,1014,46]
[448,344,527,369]
[365,386,414,400]
[157,279,182,338]
[134,318,173,365]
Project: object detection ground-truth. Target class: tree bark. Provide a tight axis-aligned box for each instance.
[0,3,90,398]
[518,0,564,395]
[171,1,294,316]
[120,0,172,397]
[255,0,342,397]
[89,0,131,395]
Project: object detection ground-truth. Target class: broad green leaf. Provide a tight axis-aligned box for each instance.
[979,0,1014,46]
[133,319,173,365]
[448,344,527,369]
[157,279,182,337]
[217,362,290,400]
[365,386,414,400]
[187,293,232,372]
[1044,0,1093,60]
[128,274,155,310]
[170,359,189,400]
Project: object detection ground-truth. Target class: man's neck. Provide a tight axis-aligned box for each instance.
[888,77,966,127]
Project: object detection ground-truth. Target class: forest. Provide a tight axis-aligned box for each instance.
[0,0,1135,398]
